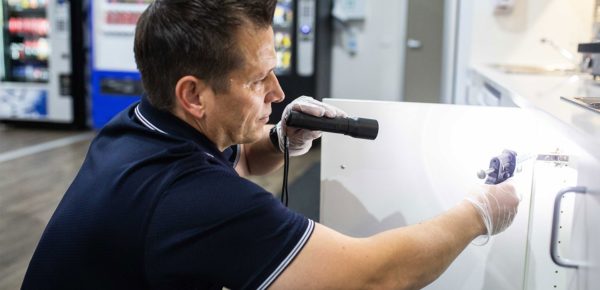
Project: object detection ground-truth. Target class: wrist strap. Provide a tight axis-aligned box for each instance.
[269,126,280,151]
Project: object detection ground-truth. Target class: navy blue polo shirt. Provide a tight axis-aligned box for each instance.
[22,97,314,290]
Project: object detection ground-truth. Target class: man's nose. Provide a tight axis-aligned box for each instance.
[266,73,285,104]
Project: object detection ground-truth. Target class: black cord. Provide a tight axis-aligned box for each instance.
[280,136,290,207]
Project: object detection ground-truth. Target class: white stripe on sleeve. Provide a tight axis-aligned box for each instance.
[256,219,315,290]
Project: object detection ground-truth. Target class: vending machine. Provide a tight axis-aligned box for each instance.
[0,0,87,128]
[272,0,332,123]
[90,0,332,128]
[90,0,149,128]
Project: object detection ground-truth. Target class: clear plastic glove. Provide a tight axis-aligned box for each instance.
[465,180,520,245]
[275,96,347,156]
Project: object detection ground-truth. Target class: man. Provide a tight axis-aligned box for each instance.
[22,1,520,289]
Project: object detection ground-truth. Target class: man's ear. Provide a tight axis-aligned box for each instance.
[174,76,212,119]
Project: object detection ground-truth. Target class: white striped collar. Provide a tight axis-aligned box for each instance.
[134,100,240,167]
[134,104,168,135]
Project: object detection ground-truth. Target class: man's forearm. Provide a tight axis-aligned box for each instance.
[364,201,485,289]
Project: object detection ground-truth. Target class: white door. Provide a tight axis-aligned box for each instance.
[403,0,445,103]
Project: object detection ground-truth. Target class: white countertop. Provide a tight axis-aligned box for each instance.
[471,64,600,158]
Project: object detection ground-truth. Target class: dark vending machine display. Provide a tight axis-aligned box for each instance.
[274,0,293,75]
[2,0,49,83]
[270,0,332,123]
[0,0,86,128]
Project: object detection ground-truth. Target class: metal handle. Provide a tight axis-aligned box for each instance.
[550,186,587,268]
[407,38,422,49]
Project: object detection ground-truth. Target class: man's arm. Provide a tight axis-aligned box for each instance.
[270,201,485,290]
[235,125,283,177]
[270,181,519,289]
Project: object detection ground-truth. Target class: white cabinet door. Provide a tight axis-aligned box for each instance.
[570,153,600,290]
[320,99,582,290]
[523,157,579,290]
[529,150,600,290]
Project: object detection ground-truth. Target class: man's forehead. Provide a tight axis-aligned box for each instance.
[235,27,276,71]
[236,26,274,53]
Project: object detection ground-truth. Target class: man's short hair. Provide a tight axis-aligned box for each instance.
[134,0,277,111]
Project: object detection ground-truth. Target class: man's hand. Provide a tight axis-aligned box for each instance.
[275,96,347,156]
[465,180,520,244]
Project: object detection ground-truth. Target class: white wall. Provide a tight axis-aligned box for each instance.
[329,0,595,103]
[454,0,594,103]
[470,0,593,66]
[330,0,406,101]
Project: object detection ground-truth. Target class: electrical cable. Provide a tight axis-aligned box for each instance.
[280,135,290,206]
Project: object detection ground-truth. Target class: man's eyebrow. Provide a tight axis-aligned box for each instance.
[255,67,275,79]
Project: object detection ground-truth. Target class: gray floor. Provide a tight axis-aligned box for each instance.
[0,125,320,289]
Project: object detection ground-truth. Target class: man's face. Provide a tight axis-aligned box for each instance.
[206,25,284,147]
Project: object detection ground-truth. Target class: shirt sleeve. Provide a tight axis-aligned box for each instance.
[144,168,313,290]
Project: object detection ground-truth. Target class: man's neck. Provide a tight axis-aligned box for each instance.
[171,107,230,151]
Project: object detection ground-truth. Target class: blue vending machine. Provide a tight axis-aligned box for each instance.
[90,0,150,128]
[91,0,331,127]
